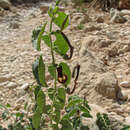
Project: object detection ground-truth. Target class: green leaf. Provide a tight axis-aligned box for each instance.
[32,108,41,130]
[62,114,70,120]
[24,102,28,110]
[60,119,73,130]
[72,117,81,129]
[68,107,79,117]
[36,90,46,113]
[80,125,90,130]
[121,126,130,130]
[53,31,69,55]
[84,100,91,111]
[81,112,92,118]
[38,55,48,87]
[52,124,59,130]
[52,109,61,124]
[32,23,47,51]
[48,6,59,17]
[42,32,71,60]
[68,95,83,102]
[32,26,41,50]
[42,35,51,47]
[96,113,111,130]
[79,106,90,114]
[56,0,61,6]
[53,88,66,110]
[44,105,51,114]
[59,62,71,85]
[54,99,65,110]
[32,56,48,87]
[48,88,55,101]
[34,86,41,100]
[53,12,69,30]
[57,88,66,102]
[6,103,11,108]
[37,23,47,51]
[32,58,40,85]
[67,98,83,109]
[48,64,57,78]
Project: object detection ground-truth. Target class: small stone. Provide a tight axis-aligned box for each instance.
[81,117,99,130]
[0,82,8,87]
[117,90,128,101]
[125,117,130,125]
[0,74,13,83]
[6,82,17,89]
[96,16,104,23]
[16,97,25,104]
[95,72,120,99]
[120,81,130,88]
[21,83,29,91]
[0,0,11,10]
[110,8,127,23]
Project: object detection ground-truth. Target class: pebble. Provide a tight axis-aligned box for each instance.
[16,97,25,104]
[0,74,13,83]
[120,81,130,88]
[6,82,17,89]
[20,83,29,91]
[125,117,130,125]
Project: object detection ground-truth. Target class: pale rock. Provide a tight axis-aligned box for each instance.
[120,81,130,88]
[0,74,13,83]
[117,90,128,101]
[120,10,130,16]
[0,82,8,87]
[6,82,17,89]
[89,104,107,116]
[95,72,120,99]
[79,47,105,73]
[16,97,25,104]
[125,117,130,125]
[20,83,29,91]
[110,9,127,23]
[0,0,11,10]
[81,117,99,130]
[109,113,125,129]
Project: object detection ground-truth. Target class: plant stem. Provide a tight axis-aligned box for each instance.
[49,17,57,129]
[49,18,55,65]
[49,18,57,90]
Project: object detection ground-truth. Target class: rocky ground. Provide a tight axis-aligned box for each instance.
[0,0,130,129]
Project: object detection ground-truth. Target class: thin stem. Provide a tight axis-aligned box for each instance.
[49,18,55,65]
[49,17,57,129]
[49,18,57,90]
